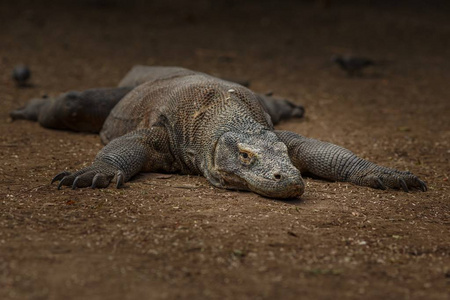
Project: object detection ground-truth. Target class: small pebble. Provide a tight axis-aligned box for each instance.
[12,65,31,87]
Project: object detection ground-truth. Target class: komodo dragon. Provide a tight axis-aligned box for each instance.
[10,66,427,198]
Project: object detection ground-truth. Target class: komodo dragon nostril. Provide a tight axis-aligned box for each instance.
[274,173,282,180]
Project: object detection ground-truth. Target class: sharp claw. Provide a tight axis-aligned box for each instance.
[419,180,427,192]
[57,177,68,190]
[91,174,100,189]
[399,178,409,192]
[51,171,70,184]
[116,171,124,189]
[72,177,79,190]
[376,178,387,190]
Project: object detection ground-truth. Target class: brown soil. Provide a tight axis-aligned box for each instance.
[1,1,449,299]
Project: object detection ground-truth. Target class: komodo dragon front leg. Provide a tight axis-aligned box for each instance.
[276,131,427,191]
[52,127,178,189]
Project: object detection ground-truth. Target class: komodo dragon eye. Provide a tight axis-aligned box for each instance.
[239,151,254,165]
[237,143,257,165]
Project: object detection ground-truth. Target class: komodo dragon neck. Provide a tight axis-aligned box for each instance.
[168,83,272,174]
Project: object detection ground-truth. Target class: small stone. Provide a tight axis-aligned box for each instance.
[331,54,374,76]
[12,65,31,87]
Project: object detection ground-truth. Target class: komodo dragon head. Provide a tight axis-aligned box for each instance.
[210,131,305,199]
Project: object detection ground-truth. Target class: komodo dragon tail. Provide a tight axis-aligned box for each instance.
[10,87,132,133]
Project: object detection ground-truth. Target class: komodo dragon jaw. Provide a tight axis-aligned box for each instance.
[210,131,305,199]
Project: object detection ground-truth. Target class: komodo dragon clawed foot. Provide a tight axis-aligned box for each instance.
[52,163,125,190]
[354,169,427,192]
[52,127,176,191]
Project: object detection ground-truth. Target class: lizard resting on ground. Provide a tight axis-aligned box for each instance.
[10,66,427,198]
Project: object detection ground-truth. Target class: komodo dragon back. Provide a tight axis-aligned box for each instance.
[117,66,199,88]
[100,71,273,145]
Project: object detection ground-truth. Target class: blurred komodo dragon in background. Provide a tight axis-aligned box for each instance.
[10,66,427,198]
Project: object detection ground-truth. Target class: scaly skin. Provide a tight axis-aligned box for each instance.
[275,131,427,192]
[11,66,426,198]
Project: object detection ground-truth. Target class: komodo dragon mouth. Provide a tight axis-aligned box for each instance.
[210,168,305,199]
[244,173,304,199]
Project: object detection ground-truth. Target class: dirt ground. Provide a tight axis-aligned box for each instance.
[1,0,449,299]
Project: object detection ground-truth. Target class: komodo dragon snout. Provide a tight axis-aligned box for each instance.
[211,131,305,198]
